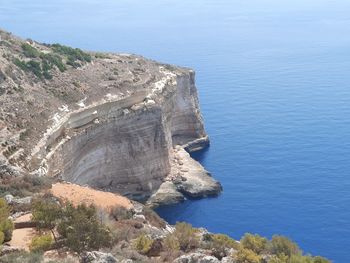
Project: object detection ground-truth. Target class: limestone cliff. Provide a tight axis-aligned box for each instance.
[0,29,221,204]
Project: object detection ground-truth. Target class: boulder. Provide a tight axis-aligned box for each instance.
[4,194,32,205]
[82,251,118,263]
[173,253,220,263]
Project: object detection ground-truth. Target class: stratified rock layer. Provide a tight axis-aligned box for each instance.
[0,29,221,204]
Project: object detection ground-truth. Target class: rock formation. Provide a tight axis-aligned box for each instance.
[0,29,221,205]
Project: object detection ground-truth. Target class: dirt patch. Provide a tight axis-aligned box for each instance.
[50,182,133,211]
[8,213,37,251]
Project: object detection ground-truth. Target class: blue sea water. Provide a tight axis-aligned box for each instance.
[1,0,350,261]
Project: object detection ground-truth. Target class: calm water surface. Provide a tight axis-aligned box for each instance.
[1,0,350,262]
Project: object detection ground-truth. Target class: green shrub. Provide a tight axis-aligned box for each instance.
[13,59,42,78]
[0,219,14,242]
[58,203,112,255]
[206,233,239,259]
[241,233,268,254]
[173,222,199,252]
[21,43,40,58]
[0,251,43,263]
[289,254,314,263]
[0,198,10,221]
[233,248,262,263]
[29,234,53,252]
[51,43,91,63]
[0,231,4,244]
[212,233,239,249]
[270,235,301,257]
[110,206,134,221]
[32,199,61,233]
[133,234,153,254]
[0,174,53,198]
[41,53,66,72]
[269,254,289,263]
[13,58,27,71]
[163,234,180,251]
[0,198,13,243]
[313,256,331,263]
[25,60,42,78]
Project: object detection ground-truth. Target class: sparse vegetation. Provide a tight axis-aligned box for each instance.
[133,233,154,255]
[32,199,112,256]
[169,222,199,252]
[13,42,91,80]
[110,206,134,221]
[21,43,40,58]
[29,234,53,252]
[0,198,14,244]
[0,174,53,198]
[241,233,268,254]
[0,251,43,263]
[50,43,92,66]
[31,199,62,243]
[269,235,301,257]
[205,233,239,259]
[234,247,262,263]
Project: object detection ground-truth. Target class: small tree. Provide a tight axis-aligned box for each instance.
[57,203,112,256]
[31,199,61,243]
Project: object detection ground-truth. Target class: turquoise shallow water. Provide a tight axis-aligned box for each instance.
[2,0,350,261]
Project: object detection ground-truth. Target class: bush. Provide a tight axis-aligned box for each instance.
[29,234,53,252]
[313,256,331,263]
[41,53,66,72]
[270,235,301,257]
[206,233,239,259]
[0,251,43,263]
[0,198,13,243]
[51,43,92,63]
[133,234,154,255]
[0,231,4,244]
[0,219,14,242]
[0,174,53,197]
[241,233,268,254]
[163,234,180,251]
[269,254,289,263]
[21,43,40,58]
[172,222,199,252]
[289,254,314,263]
[32,198,61,242]
[57,203,112,255]
[110,206,133,221]
[233,248,262,263]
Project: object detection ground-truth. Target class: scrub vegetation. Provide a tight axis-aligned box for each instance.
[12,42,92,80]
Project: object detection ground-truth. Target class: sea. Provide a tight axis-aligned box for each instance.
[1,0,350,261]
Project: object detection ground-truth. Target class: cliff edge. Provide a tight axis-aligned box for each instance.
[0,29,221,206]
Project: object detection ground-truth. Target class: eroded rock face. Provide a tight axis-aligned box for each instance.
[0,29,221,204]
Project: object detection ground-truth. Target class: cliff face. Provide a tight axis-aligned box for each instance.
[0,29,221,204]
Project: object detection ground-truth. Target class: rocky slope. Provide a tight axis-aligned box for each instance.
[0,29,221,205]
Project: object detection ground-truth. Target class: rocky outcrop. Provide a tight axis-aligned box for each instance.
[173,253,221,263]
[0,29,221,205]
[82,251,118,263]
[148,147,222,207]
